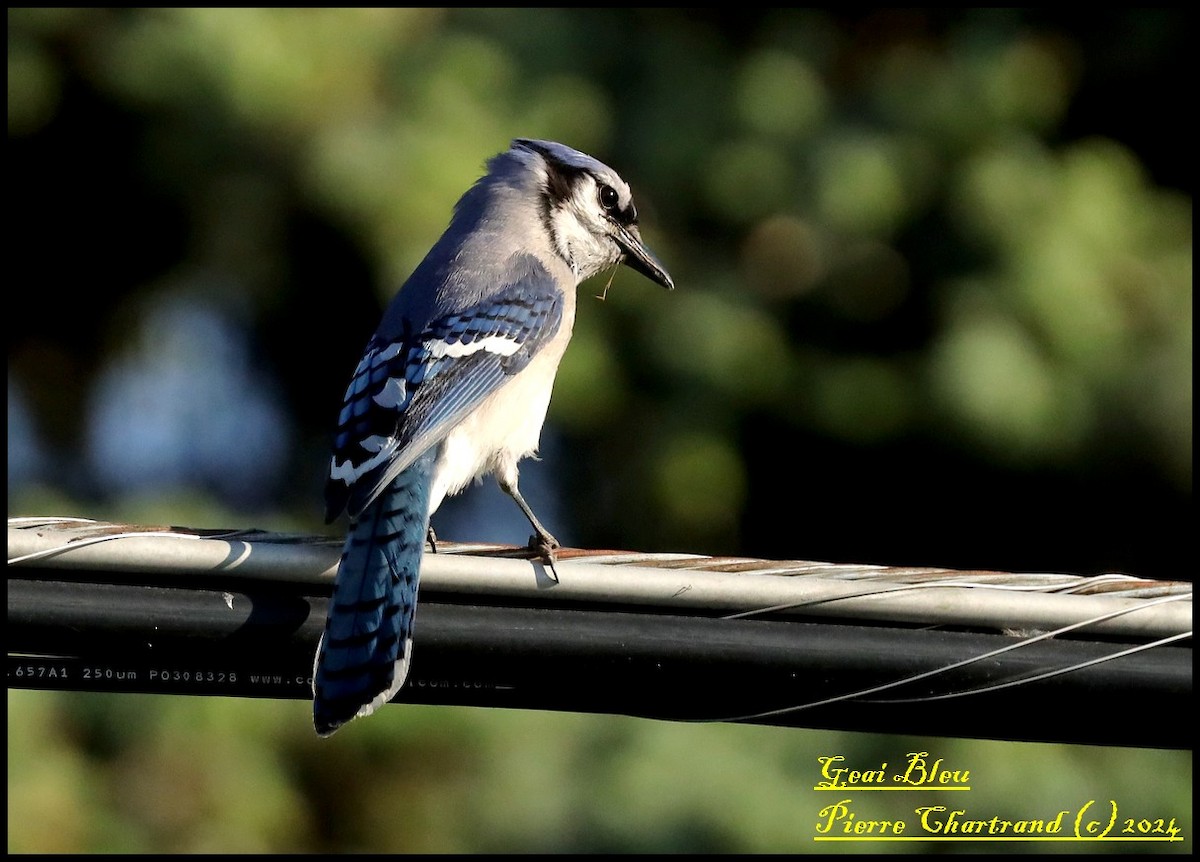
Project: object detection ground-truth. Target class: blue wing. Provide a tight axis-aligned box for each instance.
[325,256,564,521]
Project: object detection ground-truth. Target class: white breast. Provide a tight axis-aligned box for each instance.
[427,291,577,514]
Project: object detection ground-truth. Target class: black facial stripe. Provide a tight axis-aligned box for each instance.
[612,202,638,227]
[520,139,589,206]
[544,160,588,207]
[530,154,589,242]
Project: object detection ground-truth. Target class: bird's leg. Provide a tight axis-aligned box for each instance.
[426,526,439,553]
[497,475,560,579]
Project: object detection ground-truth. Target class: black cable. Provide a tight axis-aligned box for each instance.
[7,574,1190,748]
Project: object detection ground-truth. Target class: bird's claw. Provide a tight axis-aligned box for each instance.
[529,533,560,581]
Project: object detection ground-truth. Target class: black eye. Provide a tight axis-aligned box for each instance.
[599,184,619,212]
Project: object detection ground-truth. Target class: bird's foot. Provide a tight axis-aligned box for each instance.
[528,532,561,581]
[426,526,439,553]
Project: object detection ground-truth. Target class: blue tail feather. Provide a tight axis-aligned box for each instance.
[313,451,435,736]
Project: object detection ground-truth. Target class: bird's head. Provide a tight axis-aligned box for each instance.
[509,138,674,291]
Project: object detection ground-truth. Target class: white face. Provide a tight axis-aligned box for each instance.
[547,171,628,282]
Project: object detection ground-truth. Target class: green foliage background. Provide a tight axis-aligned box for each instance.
[8,8,1191,853]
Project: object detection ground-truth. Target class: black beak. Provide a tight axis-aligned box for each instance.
[612,222,674,290]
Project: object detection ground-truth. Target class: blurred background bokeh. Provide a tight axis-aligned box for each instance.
[8,8,1191,853]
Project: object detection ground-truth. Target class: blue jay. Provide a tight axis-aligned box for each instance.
[314,139,674,735]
